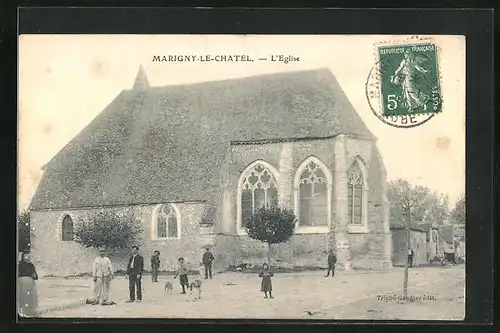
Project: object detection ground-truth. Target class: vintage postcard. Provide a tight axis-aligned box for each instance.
[18,35,465,320]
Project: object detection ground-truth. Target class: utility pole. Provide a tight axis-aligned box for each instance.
[403,191,412,298]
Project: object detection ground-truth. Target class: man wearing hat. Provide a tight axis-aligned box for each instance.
[325,249,337,277]
[150,250,161,283]
[202,247,215,279]
[126,245,144,302]
[88,247,115,305]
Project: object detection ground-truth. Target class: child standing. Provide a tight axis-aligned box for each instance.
[259,263,274,299]
[173,257,189,294]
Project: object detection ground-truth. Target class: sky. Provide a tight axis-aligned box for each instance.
[18,35,465,210]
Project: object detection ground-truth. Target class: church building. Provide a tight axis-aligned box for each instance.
[29,67,393,276]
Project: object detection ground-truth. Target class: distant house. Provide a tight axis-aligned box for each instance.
[416,222,441,261]
[29,67,393,276]
[390,226,427,267]
[439,224,465,261]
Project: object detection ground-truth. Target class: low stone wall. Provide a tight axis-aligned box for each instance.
[349,232,393,270]
[214,233,392,271]
[30,203,392,277]
[214,233,330,268]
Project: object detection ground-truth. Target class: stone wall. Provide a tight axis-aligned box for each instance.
[348,232,393,269]
[212,234,239,271]
[214,233,330,269]
[30,202,209,276]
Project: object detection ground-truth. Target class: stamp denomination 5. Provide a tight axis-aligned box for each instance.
[366,39,442,128]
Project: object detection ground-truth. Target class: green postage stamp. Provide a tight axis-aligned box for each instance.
[366,38,443,128]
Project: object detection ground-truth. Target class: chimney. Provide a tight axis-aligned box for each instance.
[133,64,150,89]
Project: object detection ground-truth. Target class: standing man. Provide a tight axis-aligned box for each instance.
[89,247,115,305]
[408,248,415,268]
[151,251,160,283]
[126,245,144,302]
[202,247,215,279]
[325,249,337,277]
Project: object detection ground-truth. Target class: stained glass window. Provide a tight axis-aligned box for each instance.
[347,162,364,225]
[298,161,328,226]
[157,204,179,239]
[240,162,278,227]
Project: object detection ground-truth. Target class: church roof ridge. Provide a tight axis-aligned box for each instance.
[126,67,333,91]
[132,64,150,89]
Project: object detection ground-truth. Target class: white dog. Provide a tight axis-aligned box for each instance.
[189,279,202,301]
[164,280,173,292]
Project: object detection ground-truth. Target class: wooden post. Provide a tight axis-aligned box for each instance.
[403,211,410,298]
[403,196,412,298]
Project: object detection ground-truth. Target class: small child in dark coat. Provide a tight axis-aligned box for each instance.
[259,263,274,299]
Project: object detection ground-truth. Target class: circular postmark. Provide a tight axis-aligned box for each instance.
[366,43,442,128]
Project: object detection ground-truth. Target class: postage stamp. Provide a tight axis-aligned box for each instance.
[366,38,443,128]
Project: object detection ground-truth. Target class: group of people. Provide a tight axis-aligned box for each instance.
[154,247,215,294]
[17,246,338,316]
[87,245,145,305]
[151,248,215,282]
[87,246,216,305]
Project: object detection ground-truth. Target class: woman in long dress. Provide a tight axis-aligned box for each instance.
[18,251,39,317]
[259,263,274,299]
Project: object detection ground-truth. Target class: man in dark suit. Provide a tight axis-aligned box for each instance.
[125,246,144,302]
[325,249,337,277]
[202,247,215,279]
[151,250,160,283]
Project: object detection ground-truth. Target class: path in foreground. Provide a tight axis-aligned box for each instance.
[327,267,465,320]
[45,266,465,319]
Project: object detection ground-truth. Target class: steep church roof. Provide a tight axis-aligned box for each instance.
[132,65,150,89]
[30,68,375,210]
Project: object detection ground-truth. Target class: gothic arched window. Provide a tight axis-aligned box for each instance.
[298,160,328,226]
[156,204,179,239]
[240,162,279,228]
[347,162,364,225]
[61,215,74,241]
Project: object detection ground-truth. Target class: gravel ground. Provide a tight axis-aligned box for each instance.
[325,266,465,320]
[41,265,465,320]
